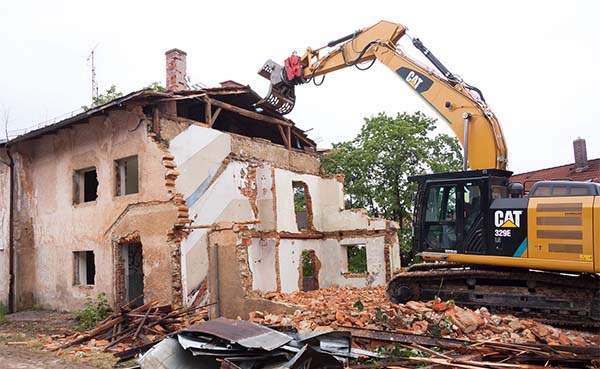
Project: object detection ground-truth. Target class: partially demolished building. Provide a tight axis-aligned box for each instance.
[0,49,400,317]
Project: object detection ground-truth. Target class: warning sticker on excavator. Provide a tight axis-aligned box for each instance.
[580,254,592,261]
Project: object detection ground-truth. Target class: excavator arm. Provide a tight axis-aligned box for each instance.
[257,20,508,170]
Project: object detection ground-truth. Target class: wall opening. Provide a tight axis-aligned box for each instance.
[115,156,139,196]
[300,250,319,291]
[346,244,367,273]
[73,251,95,285]
[118,242,144,307]
[293,181,309,230]
[74,167,99,204]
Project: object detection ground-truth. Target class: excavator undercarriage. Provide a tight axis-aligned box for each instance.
[387,263,600,328]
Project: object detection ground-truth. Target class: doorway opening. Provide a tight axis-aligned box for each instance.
[300,250,319,291]
[117,242,144,307]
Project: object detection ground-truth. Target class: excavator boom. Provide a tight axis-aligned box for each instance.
[257,20,507,171]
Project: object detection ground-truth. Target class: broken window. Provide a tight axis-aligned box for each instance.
[346,244,367,273]
[115,156,139,196]
[293,181,309,230]
[73,251,95,285]
[74,167,99,204]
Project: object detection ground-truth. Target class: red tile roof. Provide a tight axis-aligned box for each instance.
[511,158,600,192]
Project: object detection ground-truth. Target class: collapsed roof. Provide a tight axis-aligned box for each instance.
[2,83,316,152]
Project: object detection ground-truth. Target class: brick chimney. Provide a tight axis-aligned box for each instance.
[573,137,588,172]
[165,48,188,92]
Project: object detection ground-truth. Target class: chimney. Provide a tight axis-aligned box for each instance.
[165,48,188,92]
[573,137,588,172]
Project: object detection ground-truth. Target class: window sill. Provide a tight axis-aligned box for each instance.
[114,192,141,198]
[74,284,95,289]
[73,200,97,208]
[341,272,368,278]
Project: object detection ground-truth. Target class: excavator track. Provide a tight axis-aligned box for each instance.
[387,263,600,330]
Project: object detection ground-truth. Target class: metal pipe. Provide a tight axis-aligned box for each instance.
[213,242,220,318]
[462,113,471,171]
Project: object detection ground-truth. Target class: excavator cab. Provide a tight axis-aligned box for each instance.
[411,169,513,255]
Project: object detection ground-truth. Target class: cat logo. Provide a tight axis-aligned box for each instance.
[494,210,522,228]
[396,67,433,93]
[405,71,424,89]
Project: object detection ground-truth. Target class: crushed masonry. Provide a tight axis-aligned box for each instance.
[250,286,600,347]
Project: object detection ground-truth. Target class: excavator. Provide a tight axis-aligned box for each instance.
[256,21,600,326]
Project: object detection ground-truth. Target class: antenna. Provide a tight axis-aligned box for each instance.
[86,44,99,102]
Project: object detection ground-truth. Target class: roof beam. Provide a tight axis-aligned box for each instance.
[199,97,292,127]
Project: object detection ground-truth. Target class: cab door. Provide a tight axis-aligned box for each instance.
[420,180,485,254]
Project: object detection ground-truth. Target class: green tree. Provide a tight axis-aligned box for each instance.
[144,81,167,92]
[81,85,123,111]
[321,112,462,264]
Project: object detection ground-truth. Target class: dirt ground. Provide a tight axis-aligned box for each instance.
[0,311,122,369]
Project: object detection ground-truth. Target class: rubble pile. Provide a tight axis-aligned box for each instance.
[46,300,209,356]
[252,286,599,347]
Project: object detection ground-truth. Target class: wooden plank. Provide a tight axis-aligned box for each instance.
[132,307,153,341]
[277,125,287,147]
[205,100,212,128]
[292,130,316,148]
[152,107,160,139]
[210,107,222,128]
[200,97,292,127]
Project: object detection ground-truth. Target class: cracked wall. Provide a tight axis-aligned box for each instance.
[170,123,400,317]
[9,106,182,311]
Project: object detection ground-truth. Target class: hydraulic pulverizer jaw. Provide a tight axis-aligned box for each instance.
[257,54,305,115]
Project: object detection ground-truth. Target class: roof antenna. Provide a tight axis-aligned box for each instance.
[86,44,100,103]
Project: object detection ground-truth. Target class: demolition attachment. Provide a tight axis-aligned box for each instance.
[256,55,304,115]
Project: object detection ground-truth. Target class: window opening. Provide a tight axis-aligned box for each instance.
[115,156,139,196]
[74,167,98,204]
[346,244,367,273]
[73,251,95,285]
[293,181,309,230]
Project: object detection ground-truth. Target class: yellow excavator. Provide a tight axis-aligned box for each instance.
[257,21,600,326]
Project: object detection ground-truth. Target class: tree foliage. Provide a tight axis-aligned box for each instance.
[144,81,167,92]
[81,85,123,111]
[321,112,462,264]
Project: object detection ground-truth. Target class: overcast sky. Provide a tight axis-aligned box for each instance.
[0,0,598,174]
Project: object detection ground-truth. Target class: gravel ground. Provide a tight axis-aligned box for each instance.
[0,310,118,369]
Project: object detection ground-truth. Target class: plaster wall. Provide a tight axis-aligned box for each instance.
[0,163,10,306]
[274,169,389,233]
[274,237,387,293]
[170,125,260,304]
[12,107,177,311]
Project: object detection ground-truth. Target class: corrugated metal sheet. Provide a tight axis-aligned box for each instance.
[182,317,292,351]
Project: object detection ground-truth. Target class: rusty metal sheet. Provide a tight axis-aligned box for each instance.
[182,317,291,351]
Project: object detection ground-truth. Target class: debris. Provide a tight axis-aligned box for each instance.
[139,317,380,369]
[49,299,210,358]
[251,286,599,347]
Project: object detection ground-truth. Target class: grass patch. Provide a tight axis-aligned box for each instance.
[76,293,110,330]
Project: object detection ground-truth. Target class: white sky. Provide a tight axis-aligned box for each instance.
[0,0,598,174]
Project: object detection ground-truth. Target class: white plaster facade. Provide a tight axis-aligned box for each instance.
[171,124,401,304]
